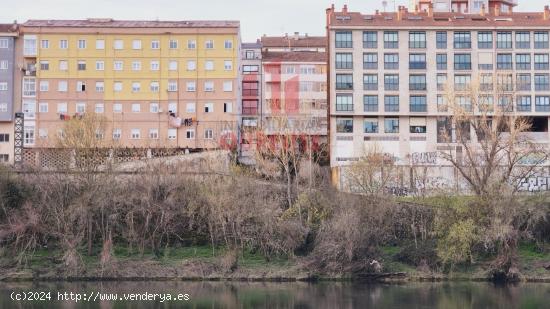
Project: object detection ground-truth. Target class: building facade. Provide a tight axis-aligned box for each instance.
[19,19,240,152]
[327,1,550,190]
[0,23,18,164]
[260,34,327,140]
[240,42,262,158]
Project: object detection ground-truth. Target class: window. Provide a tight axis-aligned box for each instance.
[77,60,86,71]
[132,40,141,50]
[75,102,86,114]
[437,95,447,112]
[95,81,104,92]
[204,129,214,140]
[480,74,493,91]
[131,82,141,93]
[76,81,86,92]
[534,54,549,70]
[224,40,233,49]
[454,53,471,70]
[335,31,353,48]
[150,81,159,92]
[22,100,36,119]
[78,39,86,49]
[186,129,195,139]
[410,118,427,134]
[114,40,123,50]
[187,60,196,71]
[39,102,48,113]
[168,81,178,92]
[224,60,233,71]
[204,81,214,92]
[409,74,426,91]
[131,103,141,113]
[516,32,530,49]
[497,54,513,70]
[168,129,177,140]
[151,40,160,49]
[363,53,378,69]
[113,103,122,113]
[0,133,9,142]
[497,74,513,91]
[95,103,104,114]
[409,31,426,49]
[205,40,214,49]
[0,39,8,49]
[0,103,7,113]
[363,95,378,112]
[363,74,378,90]
[410,95,427,112]
[57,102,68,113]
[384,53,399,69]
[436,31,447,49]
[96,61,105,71]
[517,96,532,112]
[478,31,493,49]
[187,82,196,92]
[384,96,399,112]
[534,31,549,49]
[205,60,214,71]
[96,39,105,49]
[454,74,471,91]
[437,54,447,70]
[363,31,377,48]
[167,39,178,49]
[516,54,531,70]
[24,126,35,145]
[57,80,68,92]
[187,40,196,49]
[384,31,398,49]
[150,60,160,71]
[223,81,233,92]
[40,40,49,49]
[0,60,7,70]
[535,74,550,91]
[23,77,36,97]
[336,74,353,90]
[59,39,68,49]
[454,32,471,49]
[223,102,232,113]
[335,53,353,69]
[497,32,512,49]
[243,65,259,74]
[114,82,123,92]
[132,61,142,71]
[535,96,550,112]
[364,118,378,133]
[336,94,353,111]
[130,129,141,139]
[112,129,122,140]
[59,60,68,71]
[384,74,399,91]
[242,81,259,96]
[186,103,196,113]
[39,81,49,92]
[516,74,531,91]
[113,61,123,71]
[384,118,399,133]
[148,128,159,139]
[437,74,447,91]
[336,118,353,133]
[409,54,426,69]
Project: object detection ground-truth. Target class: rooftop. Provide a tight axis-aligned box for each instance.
[23,19,240,28]
[262,51,327,63]
[0,23,18,33]
[261,35,326,48]
[328,5,550,28]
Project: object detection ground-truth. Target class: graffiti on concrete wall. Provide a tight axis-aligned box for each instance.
[411,152,438,165]
[518,172,550,192]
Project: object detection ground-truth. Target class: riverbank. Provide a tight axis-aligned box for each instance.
[1,244,549,283]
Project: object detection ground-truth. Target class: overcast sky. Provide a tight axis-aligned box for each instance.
[1,0,546,41]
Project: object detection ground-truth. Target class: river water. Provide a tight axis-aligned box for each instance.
[0,281,549,308]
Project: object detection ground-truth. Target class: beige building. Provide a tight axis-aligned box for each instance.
[18,19,241,157]
[327,1,550,191]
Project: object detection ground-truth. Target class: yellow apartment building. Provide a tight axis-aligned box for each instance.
[19,19,240,152]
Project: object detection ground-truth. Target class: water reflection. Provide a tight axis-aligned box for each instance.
[0,281,549,308]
